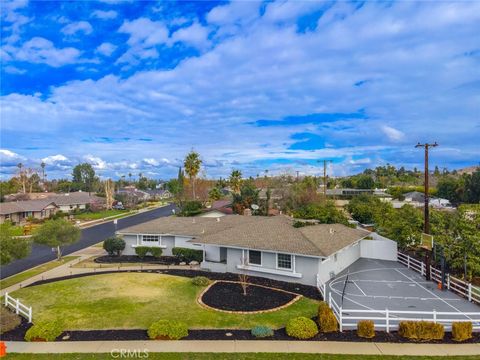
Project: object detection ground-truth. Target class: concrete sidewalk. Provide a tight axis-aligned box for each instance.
[4,340,480,356]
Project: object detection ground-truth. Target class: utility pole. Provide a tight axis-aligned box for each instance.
[318,160,332,198]
[296,171,299,181]
[415,142,438,234]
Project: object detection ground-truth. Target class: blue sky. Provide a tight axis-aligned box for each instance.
[1,0,479,180]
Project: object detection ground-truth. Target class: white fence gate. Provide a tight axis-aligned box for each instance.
[398,251,480,305]
[4,292,32,323]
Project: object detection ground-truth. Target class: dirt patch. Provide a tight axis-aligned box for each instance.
[200,281,298,312]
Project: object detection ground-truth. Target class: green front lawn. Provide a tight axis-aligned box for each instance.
[5,354,479,360]
[10,273,318,330]
[74,209,130,221]
[0,256,79,290]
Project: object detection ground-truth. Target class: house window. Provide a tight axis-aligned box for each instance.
[248,250,262,266]
[142,235,160,245]
[277,253,292,270]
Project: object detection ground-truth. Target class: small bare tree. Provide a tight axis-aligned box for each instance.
[238,253,249,296]
[104,179,114,209]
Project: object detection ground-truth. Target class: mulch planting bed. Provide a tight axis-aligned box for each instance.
[0,315,32,341]
[201,281,297,312]
[94,255,179,265]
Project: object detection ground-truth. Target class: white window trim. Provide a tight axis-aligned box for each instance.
[276,253,293,271]
[247,249,262,266]
[131,234,166,248]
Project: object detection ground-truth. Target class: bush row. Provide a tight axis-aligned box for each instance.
[134,246,163,259]
[172,247,203,263]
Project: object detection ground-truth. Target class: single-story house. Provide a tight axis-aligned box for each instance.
[145,189,172,200]
[0,200,58,224]
[201,199,233,217]
[116,187,150,202]
[117,215,397,286]
[404,191,452,209]
[51,192,104,213]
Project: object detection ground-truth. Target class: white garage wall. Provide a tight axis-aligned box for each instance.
[360,239,397,261]
[317,241,361,284]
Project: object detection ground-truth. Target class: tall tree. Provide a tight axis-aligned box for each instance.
[33,219,81,260]
[183,151,202,199]
[229,169,243,194]
[72,163,96,193]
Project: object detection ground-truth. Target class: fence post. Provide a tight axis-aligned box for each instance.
[421,262,425,276]
[433,309,437,323]
[407,256,410,269]
[329,292,332,307]
[468,283,472,302]
[339,307,343,332]
[4,293,8,306]
[447,274,450,290]
[28,307,32,323]
[15,298,19,314]
[385,308,389,333]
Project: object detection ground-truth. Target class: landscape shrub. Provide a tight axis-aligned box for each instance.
[191,276,210,286]
[357,320,375,339]
[178,201,203,216]
[251,326,274,338]
[135,246,150,259]
[172,247,203,263]
[103,236,126,256]
[317,302,338,333]
[147,320,188,340]
[452,322,472,342]
[24,321,63,341]
[149,247,163,258]
[285,317,318,339]
[0,307,21,334]
[398,321,444,341]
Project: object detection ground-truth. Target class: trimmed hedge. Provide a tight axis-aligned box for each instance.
[191,276,210,286]
[172,247,203,263]
[25,321,63,342]
[147,320,188,340]
[452,322,472,342]
[135,246,150,259]
[317,302,338,333]
[398,321,444,341]
[357,320,375,339]
[286,317,318,339]
[251,326,274,338]
[149,247,163,258]
[103,236,126,256]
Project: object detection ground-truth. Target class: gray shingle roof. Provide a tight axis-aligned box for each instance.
[118,215,370,257]
[51,192,100,206]
[0,199,57,215]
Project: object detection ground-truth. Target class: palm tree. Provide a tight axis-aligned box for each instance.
[184,150,202,199]
[229,169,242,194]
[128,172,132,184]
[40,162,46,182]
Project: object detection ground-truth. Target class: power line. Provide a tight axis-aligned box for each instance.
[415,142,438,234]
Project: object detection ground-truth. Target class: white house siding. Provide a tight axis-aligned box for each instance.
[122,234,138,255]
[360,239,397,261]
[220,248,320,286]
[161,236,175,256]
[317,241,361,284]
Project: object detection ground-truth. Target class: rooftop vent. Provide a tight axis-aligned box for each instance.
[329,228,335,234]
[216,217,220,222]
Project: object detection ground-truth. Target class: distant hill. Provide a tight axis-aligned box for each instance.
[457,166,479,175]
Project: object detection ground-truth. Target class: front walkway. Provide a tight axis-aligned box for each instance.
[4,340,480,356]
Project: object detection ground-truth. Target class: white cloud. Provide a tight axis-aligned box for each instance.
[381,125,405,142]
[6,37,81,67]
[96,42,117,57]
[91,10,117,20]
[62,21,93,35]
[3,65,25,74]
[143,158,159,166]
[41,154,69,164]
[84,155,107,170]
[170,22,210,50]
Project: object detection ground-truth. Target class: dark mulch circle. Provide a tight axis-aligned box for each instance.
[0,315,33,341]
[201,281,297,312]
[94,255,179,265]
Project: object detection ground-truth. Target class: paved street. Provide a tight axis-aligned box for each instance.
[0,204,176,279]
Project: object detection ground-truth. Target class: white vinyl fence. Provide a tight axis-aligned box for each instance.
[398,251,480,305]
[317,285,480,332]
[4,292,32,323]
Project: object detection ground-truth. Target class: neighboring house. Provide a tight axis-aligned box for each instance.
[117,215,397,286]
[145,189,171,200]
[116,187,150,202]
[0,200,58,224]
[51,192,104,213]
[201,200,233,217]
[404,191,452,209]
[326,188,391,198]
